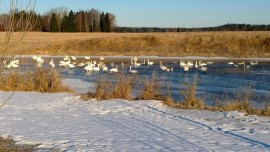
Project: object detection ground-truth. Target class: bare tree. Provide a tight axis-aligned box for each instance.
[0,0,36,107]
[87,8,100,32]
[108,13,116,32]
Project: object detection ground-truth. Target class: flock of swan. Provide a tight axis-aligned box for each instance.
[2,56,259,74]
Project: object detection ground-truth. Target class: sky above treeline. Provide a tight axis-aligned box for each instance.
[16,0,270,28]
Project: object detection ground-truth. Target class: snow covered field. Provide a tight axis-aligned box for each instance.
[0,79,270,151]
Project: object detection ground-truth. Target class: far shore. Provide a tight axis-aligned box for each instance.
[17,55,270,62]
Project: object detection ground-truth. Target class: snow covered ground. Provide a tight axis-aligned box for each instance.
[0,79,270,151]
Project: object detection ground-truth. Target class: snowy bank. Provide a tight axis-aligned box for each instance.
[0,79,270,151]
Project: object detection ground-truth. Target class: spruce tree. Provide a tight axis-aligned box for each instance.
[99,12,105,32]
[104,13,111,32]
[68,10,76,32]
[50,13,58,32]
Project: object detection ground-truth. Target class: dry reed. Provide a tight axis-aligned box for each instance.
[82,73,134,101]
[0,68,72,93]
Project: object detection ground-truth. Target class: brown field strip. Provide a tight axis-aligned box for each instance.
[0,31,270,57]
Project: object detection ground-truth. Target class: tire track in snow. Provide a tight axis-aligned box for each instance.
[134,102,270,150]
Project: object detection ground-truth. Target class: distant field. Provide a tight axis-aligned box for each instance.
[1,31,270,57]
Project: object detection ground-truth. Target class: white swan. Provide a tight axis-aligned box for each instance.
[71,56,76,60]
[93,64,100,71]
[179,60,186,67]
[228,62,234,65]
[84,56,90,60]
[49,59,55,68]
[250,61,258,66]
[6,59,19,69]
[129,66,138,74]
[102,65,108,71]
[160,61,168,71]
[200,66,207,74]
[194,61,199,69]
[110,66,118,73]
[59,58,75,68]
[183,65,189,72]
[147,59,154,65]
[84,63,93,72]
[77,61,85,68]
[63,56,70,61]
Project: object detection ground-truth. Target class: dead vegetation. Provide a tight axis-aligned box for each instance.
[3,31,270,57]
[82,73,270,117]
[81,73,135,100]
[0,68,72,93]
[0,136,37,152]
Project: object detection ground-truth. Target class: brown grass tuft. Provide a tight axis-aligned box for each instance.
[178,77,205,109]
[0,68,72,93]
[83,73,134,101]
[0,136,36,152]
[137,73,167,101]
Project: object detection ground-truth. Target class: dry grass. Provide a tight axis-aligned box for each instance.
[1,31,270,57]
[81,72,270,117]
[0,136,36,152]
[137,73,167,101]
[82,73,134,101]
[0,68,73,93]
[210,85,270,116]
[163,77,205,110]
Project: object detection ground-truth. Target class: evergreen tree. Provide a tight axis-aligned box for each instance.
[61,10,76,32]
[104,13,111,32]
[68,10,76,32]
[99,12,105,32]
[50,12,58,32]
[61,15,69,32]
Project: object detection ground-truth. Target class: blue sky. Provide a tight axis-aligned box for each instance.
[35,0,270,28]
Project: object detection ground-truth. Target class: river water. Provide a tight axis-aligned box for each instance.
[18,56,270,107]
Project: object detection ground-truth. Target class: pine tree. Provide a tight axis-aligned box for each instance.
[50,13,58,32]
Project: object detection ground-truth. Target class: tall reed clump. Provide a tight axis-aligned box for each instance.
[82,73,134,101]
[137,72,168,101]
[0,68,72,93]
[178,77,205,109]
[217,85,270,116]
[223,85,254,112]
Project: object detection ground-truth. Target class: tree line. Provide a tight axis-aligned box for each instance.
[0,7,116,32]
[115,24,270,33]
[0,7,269,33]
